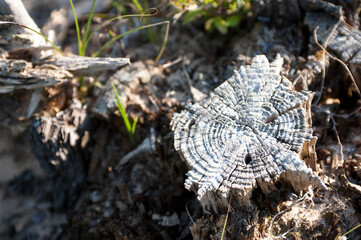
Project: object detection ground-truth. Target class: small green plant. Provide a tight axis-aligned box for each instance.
[171,0,251,34]
[69,0,169,88]
[69,0,169,60]
[69,0,96,56]
[112,83,138,142]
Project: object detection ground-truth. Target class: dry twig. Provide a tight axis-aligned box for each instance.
[313,26,361,98]
[312,23,361,164]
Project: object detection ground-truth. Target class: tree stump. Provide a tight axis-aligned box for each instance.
[171,55,325,212]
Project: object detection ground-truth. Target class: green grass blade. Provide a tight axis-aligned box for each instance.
[116,101,132,133]
[0,21,62,55]
[131,116,138,135]
[79,76,84,87]
[83,11,158,50]
[342,223,361,237]
[94,21,168,57]
[81,0,97,56]
[132,0,144,13]
[112,83,132,133]
[221,195,232,240]
[69,0,82,55]
[155,21,169,62]
[141,6,157,44]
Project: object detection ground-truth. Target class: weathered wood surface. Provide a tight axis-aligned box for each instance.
[171,55,325,211]
[0,52,130,93]
[0,58,72,93]
[300,0,342,18]
[305,12,361,91]
[42,55,130,77]
[0,26,130,93]
[0,3,130,92]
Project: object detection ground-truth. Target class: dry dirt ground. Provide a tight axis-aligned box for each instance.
[1,0,361,240]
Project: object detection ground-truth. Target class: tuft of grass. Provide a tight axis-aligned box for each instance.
[112,83,138,142]
[69,0,97,56]
[68,0,169,87]
[69,0,168,59]
[69,0,169,61]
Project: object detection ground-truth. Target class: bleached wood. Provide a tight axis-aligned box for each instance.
[42,56,130,76]
[171,55,325,211]
[0,59,72,93]
[0,55,129,93]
